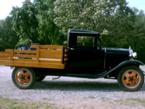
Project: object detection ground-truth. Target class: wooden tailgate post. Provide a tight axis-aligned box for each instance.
[36,45,40,63]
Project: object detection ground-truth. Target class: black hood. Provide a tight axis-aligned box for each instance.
[105,48,129,55]
[104,47,130,69]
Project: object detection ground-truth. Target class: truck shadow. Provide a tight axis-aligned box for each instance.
[34,78,145,91]
[34,79,122,91]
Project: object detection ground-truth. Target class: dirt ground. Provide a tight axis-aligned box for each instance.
[0,66,145,109]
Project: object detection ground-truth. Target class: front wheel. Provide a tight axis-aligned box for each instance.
[118,66,144,91]
[12,68,36,89]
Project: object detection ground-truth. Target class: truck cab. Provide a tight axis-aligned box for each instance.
[66,29,105,76]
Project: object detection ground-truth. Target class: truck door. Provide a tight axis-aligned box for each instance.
[67,36,105,74]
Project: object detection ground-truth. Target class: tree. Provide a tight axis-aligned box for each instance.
[11,0,39,43]
[54,0,135,48]
[34,0,64,44]
[10,0,64,44]
[127,9,145,62]
[0,17,18,50]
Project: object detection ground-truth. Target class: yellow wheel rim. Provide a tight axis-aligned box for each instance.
[15,69,32,86]
[122,69,141,89]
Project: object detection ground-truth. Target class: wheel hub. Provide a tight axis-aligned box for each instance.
[16,70,31,85]
[122,69,141,88]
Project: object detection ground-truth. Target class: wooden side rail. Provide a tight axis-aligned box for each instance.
[14,50,37,59]
[34,45,63,62]
[0,45,65,69]
[0,49,13,60]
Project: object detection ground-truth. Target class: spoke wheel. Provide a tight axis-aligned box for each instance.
[12,68,36,89]
[118,66,144,91]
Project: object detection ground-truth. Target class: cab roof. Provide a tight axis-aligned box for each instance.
[68,29,100,37]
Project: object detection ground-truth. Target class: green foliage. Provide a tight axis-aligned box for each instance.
[11,0,64,44]
[53,0,136,47]
[11,0,38,43]
[0,17,18,50]
[128,9,145,62]
[54,0,133,34]
[34,0,64,44]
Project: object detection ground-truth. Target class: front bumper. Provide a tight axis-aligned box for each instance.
[139,65,145,75]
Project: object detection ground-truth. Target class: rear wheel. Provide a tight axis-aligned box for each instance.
[118,66,144,91]
[12,68,36,89]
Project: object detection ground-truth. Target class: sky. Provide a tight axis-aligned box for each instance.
[127,0,145,11]
[0,0,145,20]
[0,0,24,20]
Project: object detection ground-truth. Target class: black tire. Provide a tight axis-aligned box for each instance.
[12,68,36,89]
[118,65,144,91]
[36,74,46,82]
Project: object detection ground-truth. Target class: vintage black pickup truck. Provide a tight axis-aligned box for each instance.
[0,29,144,91]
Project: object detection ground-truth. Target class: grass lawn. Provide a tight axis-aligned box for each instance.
[0,97,54,109]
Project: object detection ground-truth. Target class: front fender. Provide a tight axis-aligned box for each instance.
[105,59,144,77]
[117,59,144,67]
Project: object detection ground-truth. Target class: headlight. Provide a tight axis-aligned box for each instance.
[132,52,137,57]
[129,46,137,58]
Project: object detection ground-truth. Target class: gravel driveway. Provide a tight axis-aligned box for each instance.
[0,66,145,109]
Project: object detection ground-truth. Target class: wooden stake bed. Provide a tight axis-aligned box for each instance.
[0,45,65,69]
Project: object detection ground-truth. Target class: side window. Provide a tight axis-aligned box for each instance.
[77,36,95,48]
